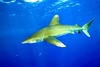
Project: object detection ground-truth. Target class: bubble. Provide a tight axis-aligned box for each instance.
[16,54,19,57]
[39,52,42,56]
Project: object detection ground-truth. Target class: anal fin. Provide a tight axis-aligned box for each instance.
[45,37,66,47]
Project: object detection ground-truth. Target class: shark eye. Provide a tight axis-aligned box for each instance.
[36,39,43,42]
[36,39,41,42]
[31,39,40,42]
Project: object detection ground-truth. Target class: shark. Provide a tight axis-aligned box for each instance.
[22,15,93,47]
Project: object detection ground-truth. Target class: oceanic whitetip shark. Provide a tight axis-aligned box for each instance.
[22,15,93,47]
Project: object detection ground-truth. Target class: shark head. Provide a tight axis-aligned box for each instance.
[22,36,43,44]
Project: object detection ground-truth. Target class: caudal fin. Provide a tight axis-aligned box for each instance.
[82,19,94,37]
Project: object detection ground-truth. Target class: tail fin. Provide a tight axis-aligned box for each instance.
[82,19,94,37]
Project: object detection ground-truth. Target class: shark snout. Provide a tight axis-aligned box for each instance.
[22,40,37,44]
[21,40,29,44]
[21,41,27,44]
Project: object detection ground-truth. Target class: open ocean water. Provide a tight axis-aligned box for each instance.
[0,0,100,67]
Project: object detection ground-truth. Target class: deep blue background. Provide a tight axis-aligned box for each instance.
[0,0,100,67]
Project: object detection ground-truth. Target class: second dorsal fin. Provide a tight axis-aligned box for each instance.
[49,15,60,26]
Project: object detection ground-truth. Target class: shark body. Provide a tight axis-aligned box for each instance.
[22,15,93,47]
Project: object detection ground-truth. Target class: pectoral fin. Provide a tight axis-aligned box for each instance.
[45,37,66,47]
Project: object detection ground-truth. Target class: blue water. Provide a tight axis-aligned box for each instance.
[0,0,100,67]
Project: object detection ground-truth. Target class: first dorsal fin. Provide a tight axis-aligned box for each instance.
[50,15,60,26]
